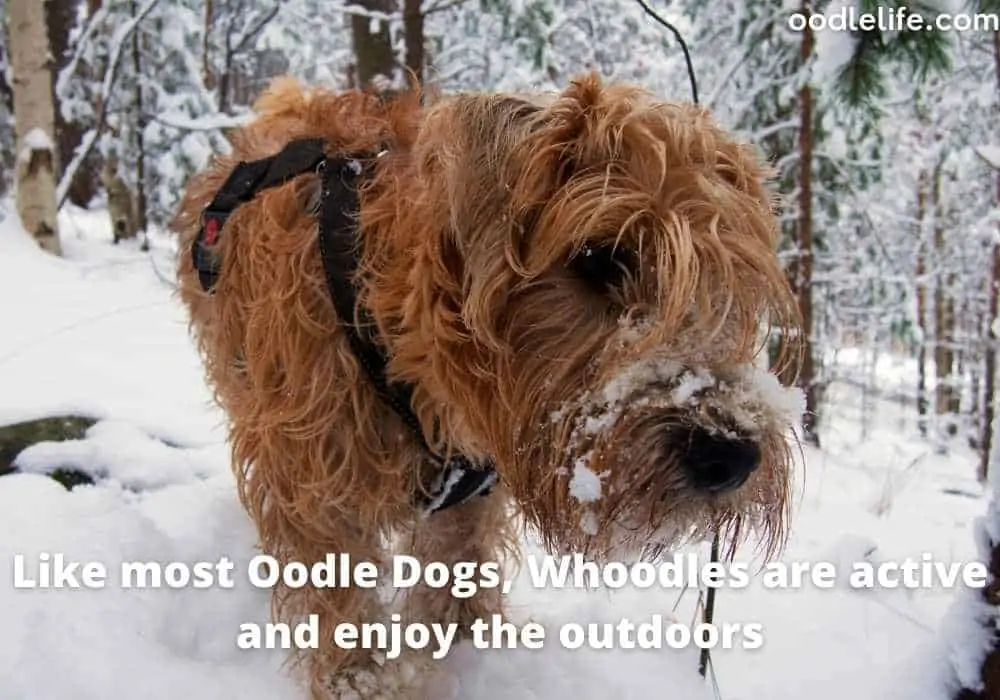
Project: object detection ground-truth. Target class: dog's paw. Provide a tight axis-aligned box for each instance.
[413,665,460,699]
[327,666,379,700]
[326,654,458,700]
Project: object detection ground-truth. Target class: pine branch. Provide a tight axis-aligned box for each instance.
[149,111,252,132]
[835,0,953,112]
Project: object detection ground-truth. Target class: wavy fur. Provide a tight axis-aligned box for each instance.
[174,73,802,698]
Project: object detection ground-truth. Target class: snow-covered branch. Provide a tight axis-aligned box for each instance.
[977,145,1000,171]
[289,3,400,23]
[54,4,111,118]
[231,2,283,55]
[56,0,162,208]
[424,0,470,15]
[746,118,799,142]
[150,111,253,132]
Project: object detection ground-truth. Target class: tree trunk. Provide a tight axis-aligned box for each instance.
[917,167,930,437]
[202,0,215,90]
[350,0,396,89]
[8,0,61,255]
[0,40,12,114]
[403,0,424,86]
[980,26,1000,483]
[47,0,98,208]
[791,0,818,446]
[952,26,1000,700]
[0,28,14,199]
[129,0,148,241]
[217,10,233,113]
[100,149,137,243]
[932,160,959,437]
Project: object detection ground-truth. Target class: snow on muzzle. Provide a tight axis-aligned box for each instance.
[555,355,805,502]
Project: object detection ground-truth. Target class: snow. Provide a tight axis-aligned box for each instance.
[0,203,222,446]
[579,510,600,536]
[18,127,56,163]
[938,513,996,692]
[976,145,1000,171]
[672,367,716,405]
[569,460,603,502]
[21,127,56,152]
[809,1,860,85]
[735,363,809,426]
[0,204,993,699]
[14,419,223,491]
[563,348,804,452]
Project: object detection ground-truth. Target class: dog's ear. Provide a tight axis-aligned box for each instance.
[503,72,620,272]
[506,72,619,212]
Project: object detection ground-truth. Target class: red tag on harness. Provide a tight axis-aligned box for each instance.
[203,216,221,245]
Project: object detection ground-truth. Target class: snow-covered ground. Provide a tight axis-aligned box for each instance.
[0,204,989,699]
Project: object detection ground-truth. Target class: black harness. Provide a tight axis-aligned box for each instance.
[191,138,497,517]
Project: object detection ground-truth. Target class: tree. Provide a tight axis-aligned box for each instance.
[6,0,61,254]
[981,6,1000,483]
[403,0,425,85]
[791,0,818,444]
[47,0,98,208]
[349,0,396,88]
[203,0,282,113]
[916,153,930,436]
[0,0,15,198]
[799,0,950,446]
[932,154,961,436]
[940,1,1000,696]
[828,0,954,442]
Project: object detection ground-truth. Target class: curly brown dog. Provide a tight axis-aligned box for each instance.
[173,73,803,698]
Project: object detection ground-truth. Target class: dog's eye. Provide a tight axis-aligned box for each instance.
[568,243,635,293]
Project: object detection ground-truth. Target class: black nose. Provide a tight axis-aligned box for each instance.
[682,429,761,493]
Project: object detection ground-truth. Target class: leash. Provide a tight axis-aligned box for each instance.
[191,139,496,517]
[632,0,699,105]
[629,0,723,687]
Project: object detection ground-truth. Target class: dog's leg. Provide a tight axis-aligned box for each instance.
[404,489,516,634]
[285,525,391,700]
[309,520,469,700]
[385,490,515,699]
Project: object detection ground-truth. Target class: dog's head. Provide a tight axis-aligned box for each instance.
[365,73,803,560]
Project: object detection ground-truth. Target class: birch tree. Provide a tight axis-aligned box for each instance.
[6,0,60,255]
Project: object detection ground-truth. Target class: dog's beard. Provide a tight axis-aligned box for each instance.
[510,344,803,564]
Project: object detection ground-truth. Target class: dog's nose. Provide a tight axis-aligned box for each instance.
[682,429,761,493]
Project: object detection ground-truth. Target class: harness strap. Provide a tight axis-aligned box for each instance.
[314,154,497,517]
[193,138,496,517]
[192,137,328,291]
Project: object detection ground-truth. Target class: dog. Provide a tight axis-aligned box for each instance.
[172,73,803,698]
